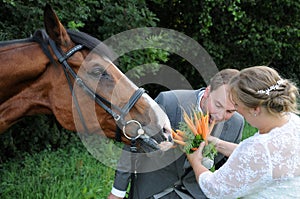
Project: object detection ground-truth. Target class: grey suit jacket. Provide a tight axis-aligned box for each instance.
[113,89,244,199]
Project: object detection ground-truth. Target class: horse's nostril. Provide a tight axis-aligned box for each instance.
[167,135,172,142]
[162,128,173,142]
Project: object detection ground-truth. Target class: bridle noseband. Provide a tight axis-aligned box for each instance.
[48,39,157,149]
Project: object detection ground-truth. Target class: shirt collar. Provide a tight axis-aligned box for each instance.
[196,89,206,112]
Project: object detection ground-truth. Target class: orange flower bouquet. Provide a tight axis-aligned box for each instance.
[172,109,217,161]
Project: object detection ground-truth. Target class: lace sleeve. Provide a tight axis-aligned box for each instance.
[199,138,273,199]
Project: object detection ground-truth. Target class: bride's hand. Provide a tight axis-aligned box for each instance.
[187,142,206,166]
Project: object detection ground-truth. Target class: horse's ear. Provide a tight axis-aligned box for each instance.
[43,4,72,47]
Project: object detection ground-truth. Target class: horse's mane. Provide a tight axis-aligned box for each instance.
[0,38,32,47]
[30,29,116,63]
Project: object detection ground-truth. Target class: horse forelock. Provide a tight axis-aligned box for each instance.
[66,30,116,62]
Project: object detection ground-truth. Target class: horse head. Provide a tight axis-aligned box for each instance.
[40,4,172,152]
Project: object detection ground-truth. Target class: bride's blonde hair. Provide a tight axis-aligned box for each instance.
[229,66,299,115]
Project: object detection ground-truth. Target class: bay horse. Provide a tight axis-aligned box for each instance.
[0,4,172,152]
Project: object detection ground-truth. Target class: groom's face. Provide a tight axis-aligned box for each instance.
[205,84,236,123]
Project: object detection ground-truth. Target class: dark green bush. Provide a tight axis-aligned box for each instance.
[0,0,299,160]
[148,0,300,87]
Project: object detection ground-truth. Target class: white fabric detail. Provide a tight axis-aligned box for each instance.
[111,187,127,198]
[199,113,300,198]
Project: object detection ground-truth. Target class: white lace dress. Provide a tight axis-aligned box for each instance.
[199,113,300,199]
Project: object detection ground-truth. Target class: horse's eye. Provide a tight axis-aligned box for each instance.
[88,66,108,79]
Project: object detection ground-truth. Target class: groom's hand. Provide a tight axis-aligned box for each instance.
[107,193,123,199]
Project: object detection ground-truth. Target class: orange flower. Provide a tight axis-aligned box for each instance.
[183,110,198,136]
[173,109,216,155]
[171,129,184,141]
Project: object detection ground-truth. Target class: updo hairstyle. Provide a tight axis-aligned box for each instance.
[229,66,299,115]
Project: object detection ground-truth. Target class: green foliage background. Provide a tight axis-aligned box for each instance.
[0,1,298,197]
[148,0,300,87]
[0,0,299,164]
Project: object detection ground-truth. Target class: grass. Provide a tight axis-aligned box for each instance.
[0,140,116,199]
[0,120,257,199]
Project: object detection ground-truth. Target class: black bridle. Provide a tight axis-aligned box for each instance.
[48,39,158,150]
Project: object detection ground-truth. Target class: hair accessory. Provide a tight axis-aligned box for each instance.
[257,79,285,95]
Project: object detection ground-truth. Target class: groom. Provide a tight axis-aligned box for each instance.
[108,69,244,199]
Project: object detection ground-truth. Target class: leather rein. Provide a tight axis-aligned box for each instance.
[48,39,159,150]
